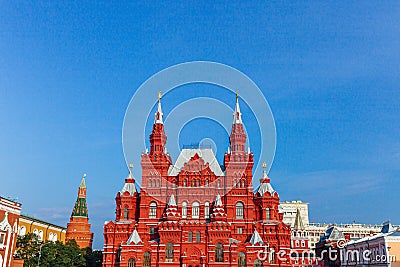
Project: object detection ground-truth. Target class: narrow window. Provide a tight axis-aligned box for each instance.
[143,252,151,267]
[266,208,270,220]
[149,202,157,218]
[196,231,201,242]
[166,243,174,262]
[192,202,200,219]
[124,207,129,220]
[236,202,244,219]
[182,202,187,218]
[215,242,224,262]
[238,252,246,267]
[128,258,136,267]
[205,202,210,219]
[188,231,193,242]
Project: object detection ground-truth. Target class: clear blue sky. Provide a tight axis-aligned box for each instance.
[1,1,399,249]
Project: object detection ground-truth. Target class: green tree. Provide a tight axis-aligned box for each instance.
[85,247,102,267]
[16,235,86,267]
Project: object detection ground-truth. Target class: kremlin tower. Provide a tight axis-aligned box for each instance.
[66,174,94,249]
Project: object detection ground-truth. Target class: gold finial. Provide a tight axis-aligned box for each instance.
[158,91,162,101]
[236,90,239,101]
[262,161,266,169]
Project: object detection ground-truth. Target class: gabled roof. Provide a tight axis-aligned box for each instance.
[249,229,264,245]
[381,221,395,233]
[121,182,136,196]
[168,148,224,176]
[257,182,276,196]
[127,229,142,245]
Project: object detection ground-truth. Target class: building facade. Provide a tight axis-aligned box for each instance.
[103,94,292,267]
[340,222,400,267]
[17,214,66,243]
[66,175,94,249]
[0,196,21,267]
[280,201,383,250]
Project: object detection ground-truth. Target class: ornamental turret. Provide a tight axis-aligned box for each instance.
[116,163,138,222]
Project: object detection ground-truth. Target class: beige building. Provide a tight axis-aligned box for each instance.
[340,222,400,267]
[18,215,66,243]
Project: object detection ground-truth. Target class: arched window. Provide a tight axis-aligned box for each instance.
[143,252,151,267]
[149,202,157,218]
[188,231,193,242]
[236,202,244,219]
[183,179,187,187]
[217,180,221,188]
[182,202,187,218]
[196,231,201,242]
[254,259,263,267]
[215,242,224,262]
[206,180,209,186]
[192,202,200,219]
[205,202,210,219]
[128,258,136,267]
[38,230,43,241]
[238,252,246,267]
[166,243,174,262]
[49,233,53,242]
[124,207,129,220]
[19,226,26,236]
[241,180,245,188]
[53,233,57,241]
[266,208,270,220]
[149,180,152,187]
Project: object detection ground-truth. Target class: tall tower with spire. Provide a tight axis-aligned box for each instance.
[66,174,94,249]
[142,91,172,178]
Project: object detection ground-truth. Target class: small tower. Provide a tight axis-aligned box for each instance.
[66,174,94,249]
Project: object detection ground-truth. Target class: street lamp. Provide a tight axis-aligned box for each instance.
[37,242,46,267]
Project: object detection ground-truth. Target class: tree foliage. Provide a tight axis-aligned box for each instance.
[15,234,93,267]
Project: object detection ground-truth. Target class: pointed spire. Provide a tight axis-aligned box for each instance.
[233,90,242,124]
[72,175,89,218]
[128,163,133,178]
[293,207,305,230]
[127,228,142,245]
[80,173,87,188]
[164,194,179,220]
[168,194,177,206]
[249,229,264,245]
[215,194,223,206]
[211,194,227,221]
[155,91,163,124]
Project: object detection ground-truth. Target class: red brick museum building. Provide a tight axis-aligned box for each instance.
[103,94,292,267]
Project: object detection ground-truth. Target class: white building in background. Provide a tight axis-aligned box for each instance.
[280,201,309,227]
[280,200,384,249]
